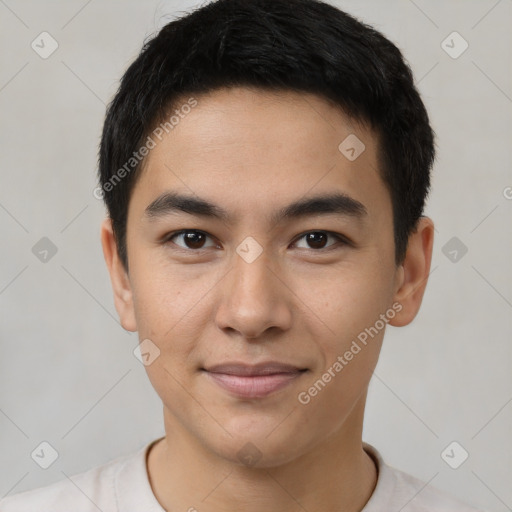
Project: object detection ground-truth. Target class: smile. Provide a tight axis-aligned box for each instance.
[202,362,307,399]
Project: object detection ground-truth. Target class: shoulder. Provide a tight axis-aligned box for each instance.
[390,465,486,512]
[363,443,487,512]
[0,450,135,512]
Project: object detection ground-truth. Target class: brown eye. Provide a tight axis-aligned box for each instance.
[167,230,217,250]
[294,231,347,250]
[305,232,328,249]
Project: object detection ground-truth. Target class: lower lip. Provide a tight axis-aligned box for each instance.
[204,371,303,398]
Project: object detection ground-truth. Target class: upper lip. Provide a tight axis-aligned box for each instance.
[203,362,305,376]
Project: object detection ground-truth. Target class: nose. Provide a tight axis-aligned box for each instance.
[214,249,293,340]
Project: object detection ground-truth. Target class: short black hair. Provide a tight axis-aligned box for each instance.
[98,0,435,270]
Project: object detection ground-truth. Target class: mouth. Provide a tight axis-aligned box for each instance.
[201,362,308,399]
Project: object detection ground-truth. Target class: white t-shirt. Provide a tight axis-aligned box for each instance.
[0,438,485,512]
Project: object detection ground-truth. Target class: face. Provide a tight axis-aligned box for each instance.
[102,87,432,467]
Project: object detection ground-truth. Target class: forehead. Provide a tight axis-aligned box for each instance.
[131,87,390,227]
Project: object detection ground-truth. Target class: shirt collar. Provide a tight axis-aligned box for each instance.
[115,436,166,512]
[361,442,397,511]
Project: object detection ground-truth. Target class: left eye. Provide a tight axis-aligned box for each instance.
[293,231,346,250]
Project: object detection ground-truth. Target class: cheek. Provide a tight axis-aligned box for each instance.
[296,272,389,418]
[129,250,213,337]
[302,264,392,346]
[311,265,394,395]
[129,259,224,388]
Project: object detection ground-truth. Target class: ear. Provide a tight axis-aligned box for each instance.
[388,216,434,327]
[100,218,137,332]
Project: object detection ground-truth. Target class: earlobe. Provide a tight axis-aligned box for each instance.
[388,217,434,327]
[100,218,138,332]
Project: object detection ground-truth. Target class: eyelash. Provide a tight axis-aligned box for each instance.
[163,229,350,253]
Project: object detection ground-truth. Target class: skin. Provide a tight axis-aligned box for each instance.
[101,86,434,512]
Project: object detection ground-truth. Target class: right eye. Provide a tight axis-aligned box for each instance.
[164,229,219,251]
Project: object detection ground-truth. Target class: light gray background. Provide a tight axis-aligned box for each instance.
[1,1,511,510]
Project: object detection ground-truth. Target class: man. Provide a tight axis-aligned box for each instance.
[0,0,485,510]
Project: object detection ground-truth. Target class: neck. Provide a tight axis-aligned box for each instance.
[147,395,377,512]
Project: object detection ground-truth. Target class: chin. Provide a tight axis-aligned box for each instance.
[206,418,308,469]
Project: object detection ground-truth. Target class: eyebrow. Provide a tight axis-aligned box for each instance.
[144,191,368,225]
